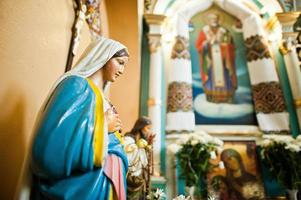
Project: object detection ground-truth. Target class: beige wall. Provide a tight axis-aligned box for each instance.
[106,0,140,132]
[0,0,139,199]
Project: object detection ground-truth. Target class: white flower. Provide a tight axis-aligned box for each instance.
[258,139,272,147]
[168,143,182,154]
[176,134,189,145]
[212,137,223,147]
[154,188,166,200]
[296,135,301,141]
[293,140,301,148]
[262,134,294,145]
[216,146,223,154]
[173,194,191,200]
[190,139,199,145]
[285,143,301,152]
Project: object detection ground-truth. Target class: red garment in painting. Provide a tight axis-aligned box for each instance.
[195,25,237,103]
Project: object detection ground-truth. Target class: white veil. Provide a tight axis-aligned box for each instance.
[57,37,127,85]
[42,37,127,109]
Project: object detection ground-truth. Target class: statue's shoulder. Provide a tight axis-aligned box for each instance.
[57,75,89,93]
[61,75,87,85]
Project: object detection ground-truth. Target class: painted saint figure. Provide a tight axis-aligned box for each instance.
[124,117,155,200]
[195,13,237,103]
[220,149,264,200]
[31,37,129,200]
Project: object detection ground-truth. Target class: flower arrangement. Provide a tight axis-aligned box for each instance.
[152,188,166,200]
[150,188,191,200]
[168,131,224,198]
[258,134,301,190]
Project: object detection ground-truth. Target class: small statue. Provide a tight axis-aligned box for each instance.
[124,116,155,200]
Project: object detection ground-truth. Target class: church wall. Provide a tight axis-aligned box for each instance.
[0,0,141,199]
[0,1,85,199]
[105,0,140,133]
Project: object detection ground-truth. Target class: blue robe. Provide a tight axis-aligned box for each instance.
[31,76,128,200]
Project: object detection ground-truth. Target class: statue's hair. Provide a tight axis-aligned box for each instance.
[112,48,129,58]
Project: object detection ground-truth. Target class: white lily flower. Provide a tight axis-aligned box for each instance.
[154,188,166,200]
[285,144,301,152]
[173,194,191,200]
[168,143,182,154]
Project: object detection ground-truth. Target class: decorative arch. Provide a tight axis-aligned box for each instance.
[166,0,290,134]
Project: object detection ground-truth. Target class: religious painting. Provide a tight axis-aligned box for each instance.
[189,5,257,125]
[207,141,265,200]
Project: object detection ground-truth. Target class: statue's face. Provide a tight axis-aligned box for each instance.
[141,124,152,139]
[103,56,129,82]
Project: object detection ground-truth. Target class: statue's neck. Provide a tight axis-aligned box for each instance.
[89,70,104,92]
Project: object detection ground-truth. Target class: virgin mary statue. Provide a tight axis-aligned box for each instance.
[30,37,129,200]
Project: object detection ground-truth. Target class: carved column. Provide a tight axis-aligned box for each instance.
[144,14,166,176]
[277,12,301,131]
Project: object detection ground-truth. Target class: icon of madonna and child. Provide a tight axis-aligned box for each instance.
[208,143,265,200]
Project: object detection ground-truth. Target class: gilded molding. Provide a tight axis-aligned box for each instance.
[147,33,162,53]
[148,97,162,106]
[144,0,157,14]
[294,99,301,108]
[276,12,301,25]
[265,16,279,31]
[144,14,166,25]
[279,42,292,55]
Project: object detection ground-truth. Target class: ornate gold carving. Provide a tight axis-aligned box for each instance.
[276,12,301,25]
[279,42,292,55]
[148,98,162,106]
[144,0,157,14]
[171,36,190,60]
[147,33,162,53]
[144,14,166,25]
[294,99,301,108]
[265,16,279,31]
[276,12,301,39]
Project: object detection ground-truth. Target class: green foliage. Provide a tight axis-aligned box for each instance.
[261,143,301,190]
[177,141,217,187]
